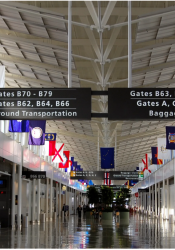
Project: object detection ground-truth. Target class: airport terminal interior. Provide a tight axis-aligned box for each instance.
[1,0,175,249]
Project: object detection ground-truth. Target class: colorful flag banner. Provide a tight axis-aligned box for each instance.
[42,133,56,156]
[59,151,72,168]
[166,126,175,150]
[151,147,163,165]
[9,120,29,132]
[52,143,64,163]
[74,162,77,171]
[157,138,171,159]
[71,157,74,171]
[28,120,46,145]
[100,147,114,169]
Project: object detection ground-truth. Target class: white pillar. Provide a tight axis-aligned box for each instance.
[28,181,32,222]
[11,163,16,229]
[59,182,61,217]
[163,173,165,219]
[50,176,53,221]
[0,120,4,133]
[157,183,160,215]
[32,179,36,223]
[37,179,40,223]
[46,178,49,221]
[148,185,151,215]
[152,186,154,215]
[56,183,58,216]
[167,178,169,219]
[155,183,157,217]
[68,0,72,88]
[17,147,23,229]
[128,0,132,88]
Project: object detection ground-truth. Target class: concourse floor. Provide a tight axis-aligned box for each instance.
[0,213,175,248]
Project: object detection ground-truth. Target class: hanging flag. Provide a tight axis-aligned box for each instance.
[71,157,74,171]
[42,133,56,156]
[9,120,29,132]
[166,126,175,150]
[100,147,114,169]
[52,143,64,163]
[157,138,171,159]
[28,120,46,145]
[0,66,5,88]
[59,151,72,168]
[151,147,163,165]
[74,161,77,171]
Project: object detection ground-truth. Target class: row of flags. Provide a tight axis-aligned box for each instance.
[9,120,93,185]
[137,126,175,174]
[9,120,71,169]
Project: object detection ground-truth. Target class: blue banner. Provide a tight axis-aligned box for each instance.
[166,126,175,149]
[9,120,29,132]
[71,157,74,171]
[45,133,56,141]
[28,120,46,145]
[100,147,114,169]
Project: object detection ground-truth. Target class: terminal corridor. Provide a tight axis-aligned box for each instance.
[0,214,175,248]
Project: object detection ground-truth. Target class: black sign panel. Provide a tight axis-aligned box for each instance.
[95,185,126,189]
[0,88,91,120]
[70,171,104,180]
[70,171,139,180]
[110,171,139,180]
[108,88,175,120]
[22,171,46,179]
[138,188,149,193]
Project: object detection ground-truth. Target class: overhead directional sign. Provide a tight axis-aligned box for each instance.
[70,171,104,180]
[110,171,140,180]
[70,171,140,180]
[108,88,175,120]
[0,88,91,120]
[22,171,46,179]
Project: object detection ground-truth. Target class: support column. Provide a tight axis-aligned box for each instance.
[68,0,72,88]
[167,178,169,219]
[74,190,76,214]
[163,173,165,219]
[59,182,61,217]
[158,182,160,216]
[50,175,53,221]
[37,146,41,223]
[155,183,157,217]
[17,147,23,229]
[32,179,36,223]
[11,163,16,229]
[140,192,142,213]
[128,0,132,88]
[37,179,40,223]
[56,183,58,216]
[46,178,49,221]
[152,186,154,215]
[148,185,151,215]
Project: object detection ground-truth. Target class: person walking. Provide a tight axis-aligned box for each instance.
[77,205,82,218]
[62,204,66,217]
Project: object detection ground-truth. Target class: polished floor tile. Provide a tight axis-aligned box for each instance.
[0,214,175,248]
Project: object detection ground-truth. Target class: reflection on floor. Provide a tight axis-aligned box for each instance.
[0,213,175,248]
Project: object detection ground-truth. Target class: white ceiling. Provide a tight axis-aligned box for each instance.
[1,1,175,184]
